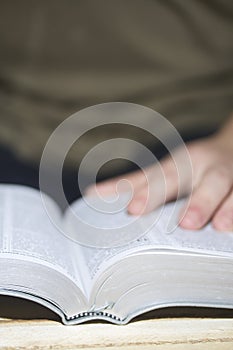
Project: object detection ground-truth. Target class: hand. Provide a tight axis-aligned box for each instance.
[86,118,233,231]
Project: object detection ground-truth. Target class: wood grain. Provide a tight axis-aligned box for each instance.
[1,317,233,350]
[0,297,233,349]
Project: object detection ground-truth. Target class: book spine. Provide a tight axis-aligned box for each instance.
[65,311,123,324]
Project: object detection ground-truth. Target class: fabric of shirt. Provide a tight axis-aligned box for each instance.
[0,0,232,174]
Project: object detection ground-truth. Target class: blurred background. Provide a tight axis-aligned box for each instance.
[0,0,232,204]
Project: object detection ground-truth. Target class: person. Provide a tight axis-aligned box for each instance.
[0,1,232,229]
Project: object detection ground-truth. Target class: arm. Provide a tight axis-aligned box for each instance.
[86,114,233,231]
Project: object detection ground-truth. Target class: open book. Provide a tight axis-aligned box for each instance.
[0,184,233,325]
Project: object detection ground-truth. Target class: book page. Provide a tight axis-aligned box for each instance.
[147,200,233,255]
[65,195,159,283]
[66,195,233,284]
[0,185,84,288]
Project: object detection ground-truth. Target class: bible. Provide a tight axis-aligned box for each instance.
[0,184,233,325]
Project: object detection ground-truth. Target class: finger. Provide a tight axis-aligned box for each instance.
[212,189,233,231]
[86,144,193,199]
[179,166,232,230]
[85,168,148,197]
[128,157,185,215]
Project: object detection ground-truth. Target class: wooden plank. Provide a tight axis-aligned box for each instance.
[1,317,233,350]
[0,297,233,349]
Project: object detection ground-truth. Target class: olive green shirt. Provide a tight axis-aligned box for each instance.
[0,0,232,172]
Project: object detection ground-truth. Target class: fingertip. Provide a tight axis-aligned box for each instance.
[212,215,233,232]
[85,182,117,197]
[179,207,204,230]
[127,197,147,216]
[84,185,96,196]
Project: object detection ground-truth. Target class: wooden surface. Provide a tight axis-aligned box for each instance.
[1,317,233,350]
[0,297,233,349]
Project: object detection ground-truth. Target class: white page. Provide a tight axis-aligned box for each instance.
[67,195,233,284]
[147,200,233,256]
[0,204,4,249]
[66,195,159,282]
[0,185,83,287]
